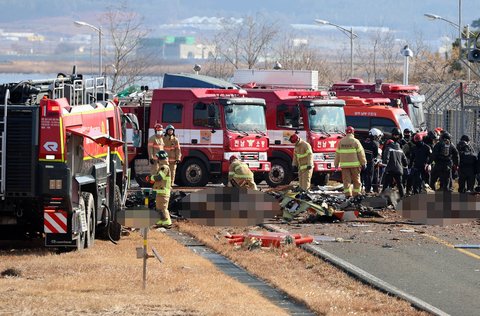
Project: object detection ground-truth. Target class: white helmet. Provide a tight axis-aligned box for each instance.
[369,128,383,139]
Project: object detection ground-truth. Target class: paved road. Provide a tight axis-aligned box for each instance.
[318,238,480,316]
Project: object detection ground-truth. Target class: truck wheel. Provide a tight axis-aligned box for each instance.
[180,158,208,187]
[75,197,86,251]
[266,159,292,187]
[313,173,330,186]
[108,185,122,241]
[82,192,95,249]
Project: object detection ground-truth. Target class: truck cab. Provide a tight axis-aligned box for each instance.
[331,78,426,133]
[246,89,346,187]
[121,88,271,187]
[340,96,415,141]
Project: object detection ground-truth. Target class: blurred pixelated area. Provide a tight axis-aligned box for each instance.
[178,187,281,226]
[118,207,160,228]
[398,192,480,225]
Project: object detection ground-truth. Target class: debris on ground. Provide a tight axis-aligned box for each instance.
[224,231,314,249]
[454,244,480,249]
[267,185,388,223]
[1,268,21,278]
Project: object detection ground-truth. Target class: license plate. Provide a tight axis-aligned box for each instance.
[247,162,260,168]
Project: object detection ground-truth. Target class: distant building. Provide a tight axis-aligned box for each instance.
[138,36,214,61]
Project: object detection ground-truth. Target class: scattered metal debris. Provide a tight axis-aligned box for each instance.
[454,244,480,249]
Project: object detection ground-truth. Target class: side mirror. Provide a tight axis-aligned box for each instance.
[208,118,217,133]
[208,104,216,117]
[133,130,142,147]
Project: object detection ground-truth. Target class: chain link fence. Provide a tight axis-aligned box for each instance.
[420,82,480,151]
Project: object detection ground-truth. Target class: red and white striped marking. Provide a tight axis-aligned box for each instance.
[44,211,67,234]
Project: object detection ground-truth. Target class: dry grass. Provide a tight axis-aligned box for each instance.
[0,231,288,316]
[178,222,429,316]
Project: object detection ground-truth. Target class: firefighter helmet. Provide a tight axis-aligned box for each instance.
[229,155,239,163]
[413,133,422,142]
[391,127,402,136]
[156,150,168,160]
[428,130,440,141]
[166,124,175,133]
[369,128,383,138]
[346,126,355,134]
[385,139,394,146]
[154,123,163,131]
[289,134,299,143]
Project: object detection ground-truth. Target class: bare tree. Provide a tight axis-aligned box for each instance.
[212,13,278,70]
[101,2,151,92]
[272,32,334,84]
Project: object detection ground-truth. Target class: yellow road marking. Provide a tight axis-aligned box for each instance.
[424,233,480,261]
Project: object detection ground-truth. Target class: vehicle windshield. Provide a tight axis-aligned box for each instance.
[308,106,346,133]
[396,113,415,132]
[408,102,426,131]
[224,104,267,133]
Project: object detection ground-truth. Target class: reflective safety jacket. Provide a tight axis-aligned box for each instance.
[148,135,164,160]
[163,135,181,163]
[228,160,254,182]
[151,160,171,196]
[293,139,313,171]
[334,134,366,169]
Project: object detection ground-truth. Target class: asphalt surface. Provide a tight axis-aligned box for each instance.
[317,236,480,316]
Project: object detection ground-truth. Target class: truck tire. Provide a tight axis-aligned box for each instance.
[108,185,122,241]
[265,159,292,187]
[180,158,208,187]
[75,197,86,251]
[82,192,95,249]
[313,173,330,186]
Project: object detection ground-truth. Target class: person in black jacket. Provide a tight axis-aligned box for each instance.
[409,134,432,194]
[381,142,408,197]
[361,129,380,194]
[402,130,415,194]
[430,132,459,191]
[456,135,477,193]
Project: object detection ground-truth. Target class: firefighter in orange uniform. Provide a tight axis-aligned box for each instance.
[163,125,181,185]
[290,134,313,191]
[149,150,172,228]
[228,155,258,190]
[334,126,367,198]
[148,123,164,174]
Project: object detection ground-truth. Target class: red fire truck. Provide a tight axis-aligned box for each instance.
[120,88,271,187]
[340,96,416,140]
[331,78,427,133]
[244,89,345,186]
[0,73,138,250]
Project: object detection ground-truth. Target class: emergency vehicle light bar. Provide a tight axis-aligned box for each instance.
[364,98,391,105]
[384,84,418,92]
[288,91,328,97]
[204,89,247,96]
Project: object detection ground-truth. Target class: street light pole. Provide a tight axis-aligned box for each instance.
[423,12,475,81]
[74,21,102,76]
[315,19,358,78]
[401,46,413,85]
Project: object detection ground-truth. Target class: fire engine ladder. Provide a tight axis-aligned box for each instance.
[0,89,9,198]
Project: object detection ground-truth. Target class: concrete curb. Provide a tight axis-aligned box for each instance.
[262,223,450,316]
